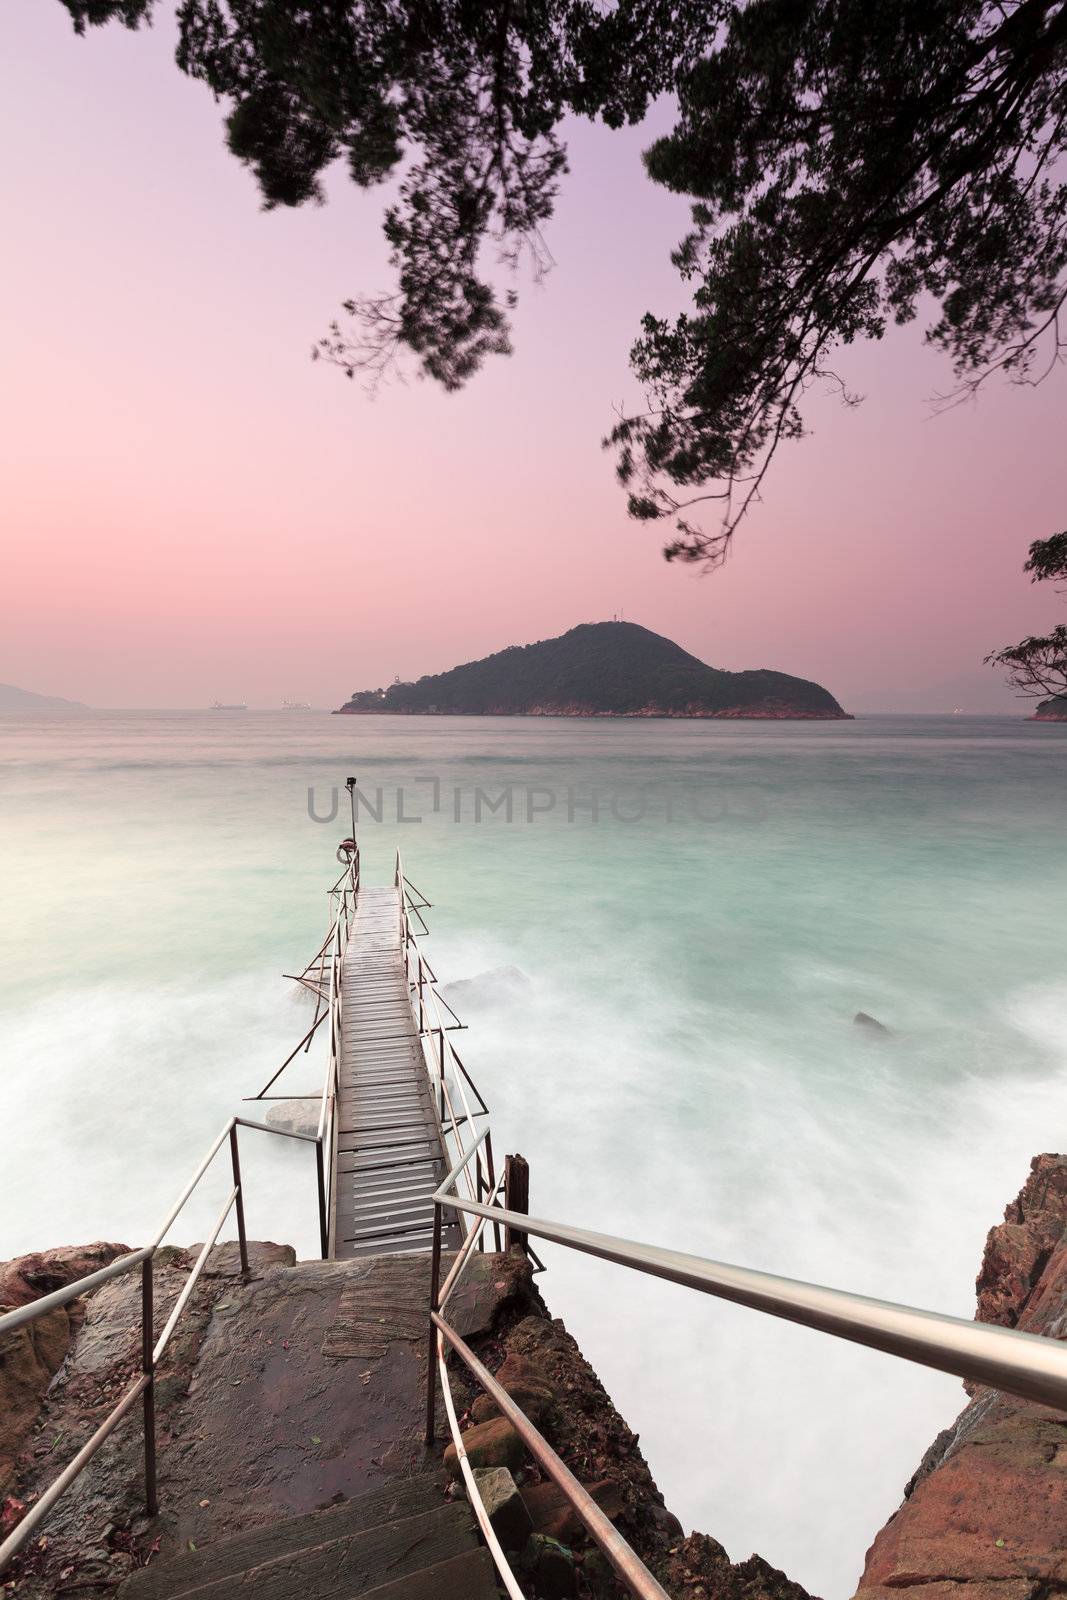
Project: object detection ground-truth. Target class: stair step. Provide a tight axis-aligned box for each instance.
[184,1504,476,1599]
[357,1546,501,1599]
[117,1476,449,1599]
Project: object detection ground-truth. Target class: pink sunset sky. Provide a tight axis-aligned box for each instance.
[2,2,1066,713]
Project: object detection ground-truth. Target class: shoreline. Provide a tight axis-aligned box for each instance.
[333,706,855,720]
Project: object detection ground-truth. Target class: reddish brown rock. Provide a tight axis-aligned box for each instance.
[656,1533,815,1600]
[974,1155,1067,1329]
[469,1351,557,1426]
[444,1415,525,1475]
[0,1242,129,1493]
[854,1154,1067,1600]
[522,1476,625,1542]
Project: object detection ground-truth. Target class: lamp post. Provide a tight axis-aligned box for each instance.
[345,775,357,845]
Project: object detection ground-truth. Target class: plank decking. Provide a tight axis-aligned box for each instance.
[331,886,460,1260]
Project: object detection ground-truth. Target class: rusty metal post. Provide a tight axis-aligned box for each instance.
[229,1125,250,1279]
[141,1259,158,1517]
[504,1154,529,1256]
[425,1203,443,1446]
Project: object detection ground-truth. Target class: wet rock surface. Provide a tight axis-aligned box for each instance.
[0,1242,130,1495]
[0,1244,531,1597]
[3,1241,294,1596]
[854,1153,1067,1600]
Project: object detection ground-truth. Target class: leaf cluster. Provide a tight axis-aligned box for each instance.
[610,0,1067,562]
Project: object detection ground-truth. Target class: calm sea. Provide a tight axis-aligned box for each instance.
[2,710,1065,1595]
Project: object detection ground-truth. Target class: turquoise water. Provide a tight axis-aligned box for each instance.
[2,710,1066,1596]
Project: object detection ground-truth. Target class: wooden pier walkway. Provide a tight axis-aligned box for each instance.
[331,885,460,1260]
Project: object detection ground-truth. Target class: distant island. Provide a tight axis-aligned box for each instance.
[0,683,87,712]
[335,621,851,719]
[1032,695,1067,721]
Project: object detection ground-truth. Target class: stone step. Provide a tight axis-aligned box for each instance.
[356,1547,501,1599]
[117,1475,451,1599]
[181,1505,477,1599]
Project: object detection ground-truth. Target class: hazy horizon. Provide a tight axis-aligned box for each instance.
[3,2,1066,714]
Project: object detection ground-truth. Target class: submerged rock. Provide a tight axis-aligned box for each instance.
[439,965,532,1012]
[854,1011,893,1036]
[264,1099,320,1137]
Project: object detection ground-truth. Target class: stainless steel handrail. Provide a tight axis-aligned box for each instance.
[439,1195,1067,1411]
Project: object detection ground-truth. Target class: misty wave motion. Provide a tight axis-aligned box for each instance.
[1,709,1065,1598]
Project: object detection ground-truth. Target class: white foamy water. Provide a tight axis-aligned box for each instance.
[1,710,1065,1597]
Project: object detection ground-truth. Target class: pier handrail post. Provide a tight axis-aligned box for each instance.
[438,1027,446,1121]
[141,1259,158,1517]
[425,1203,444,1446]
[345,776,357,859]
[485,1133,502,1253]
[315,1138,328,1260]
[504,1154,530,1256]
[229,1125,250,1280]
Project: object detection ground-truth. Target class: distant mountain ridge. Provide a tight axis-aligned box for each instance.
[335,621,850,719]
[0,683,87,712]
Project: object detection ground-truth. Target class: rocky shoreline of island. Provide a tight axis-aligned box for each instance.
[1030,695,1067,721]
[334,702,854,720]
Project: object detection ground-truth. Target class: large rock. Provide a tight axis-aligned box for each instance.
[974,1154,1067,1328]
[522,1476,624,1542]
[470,1351,557,1426]
[444,1416,525,1476]
[854,1154,1067,1600]
[520,1532,576,1598]
[0,1242,129,1493]
[470,1466,532,1550]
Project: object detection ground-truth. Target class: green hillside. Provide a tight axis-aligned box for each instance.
[336,622,849,719]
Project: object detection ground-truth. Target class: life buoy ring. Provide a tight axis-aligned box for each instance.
[336,838,358,864]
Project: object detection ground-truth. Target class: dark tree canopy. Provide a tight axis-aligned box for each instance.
[60,1,715,390]
[58,1,1067,564]
[988,532,1067,698]
[613,0,1067,563]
